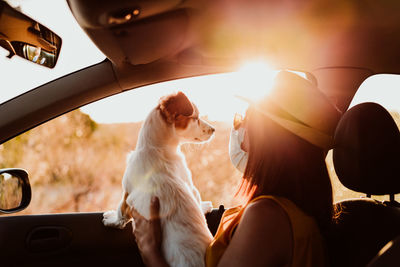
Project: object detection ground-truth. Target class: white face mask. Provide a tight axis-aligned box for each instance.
[229,127,248,173]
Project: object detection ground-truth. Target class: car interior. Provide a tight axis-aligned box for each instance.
[1,0,400,266]
[329,102,400,266]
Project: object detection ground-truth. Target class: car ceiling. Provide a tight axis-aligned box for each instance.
[68,0,400,74]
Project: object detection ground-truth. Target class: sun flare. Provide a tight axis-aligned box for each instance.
[82,60,279,123]
[233,61,278,101]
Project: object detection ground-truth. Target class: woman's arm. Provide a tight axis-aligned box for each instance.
[131,197,170,267]
[217,198,293,267]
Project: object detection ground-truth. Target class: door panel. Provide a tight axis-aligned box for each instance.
[0,212,143,266]
[0,208,224,266]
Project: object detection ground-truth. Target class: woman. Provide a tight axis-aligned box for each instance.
[131,71,341,267]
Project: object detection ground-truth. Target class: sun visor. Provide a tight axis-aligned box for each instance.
[68,0,188,65]
[68,0,182,28]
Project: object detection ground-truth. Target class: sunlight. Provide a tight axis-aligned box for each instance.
[81,60,278,123]
[233,61,278,101]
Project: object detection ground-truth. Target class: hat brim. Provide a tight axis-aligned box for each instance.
[235,95,334,149]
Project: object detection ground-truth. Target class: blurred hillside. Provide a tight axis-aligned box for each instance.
[0,109,398,214]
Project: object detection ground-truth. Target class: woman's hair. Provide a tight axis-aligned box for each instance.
[239,107,334,234]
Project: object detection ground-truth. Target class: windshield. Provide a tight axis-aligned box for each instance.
[0,0,105,104]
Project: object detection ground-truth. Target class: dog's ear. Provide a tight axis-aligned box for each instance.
[159,92,194,123]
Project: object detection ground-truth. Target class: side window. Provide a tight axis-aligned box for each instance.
[327,74,400,203]
[0,75,247,214]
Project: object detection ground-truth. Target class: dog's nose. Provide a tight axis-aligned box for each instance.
[209,127,215,134]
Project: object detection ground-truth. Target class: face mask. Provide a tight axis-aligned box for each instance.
[229,127,248,173]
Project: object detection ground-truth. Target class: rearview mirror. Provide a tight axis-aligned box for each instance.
[0,1,62,68]
[0,168,31,214]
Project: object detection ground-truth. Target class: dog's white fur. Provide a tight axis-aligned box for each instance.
[103,92,214,267]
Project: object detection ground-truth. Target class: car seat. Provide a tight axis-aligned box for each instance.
[328,102,400,267]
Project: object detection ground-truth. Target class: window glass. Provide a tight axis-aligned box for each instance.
[0,72,256,214]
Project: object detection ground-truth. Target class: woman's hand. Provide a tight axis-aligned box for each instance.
[131,197,169,267]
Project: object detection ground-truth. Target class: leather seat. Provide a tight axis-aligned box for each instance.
[328,102,400,267]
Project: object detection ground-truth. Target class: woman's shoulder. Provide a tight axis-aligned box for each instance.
[225,197,293,266]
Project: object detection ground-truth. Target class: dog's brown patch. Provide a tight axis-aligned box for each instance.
[158,92,194,127]
[121,191,131,219]
[174,115,192,129]
[174,103,200,129]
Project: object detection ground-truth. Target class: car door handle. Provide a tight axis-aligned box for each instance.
[26,226,72,252]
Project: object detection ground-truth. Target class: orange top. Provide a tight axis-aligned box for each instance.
[205,195,327,267]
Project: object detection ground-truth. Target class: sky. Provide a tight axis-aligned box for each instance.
[2,0,400,124]
[80,62,278,123]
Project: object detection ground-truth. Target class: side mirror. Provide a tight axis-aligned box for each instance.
[0,168,31,214]
[0,1,62,68]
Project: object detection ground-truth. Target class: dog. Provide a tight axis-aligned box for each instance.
[103,91,214,267]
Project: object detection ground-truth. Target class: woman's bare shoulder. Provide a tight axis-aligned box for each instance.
[217,197,293,267]
[241,198,293,245]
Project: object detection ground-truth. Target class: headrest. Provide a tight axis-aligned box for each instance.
[333,102,400,195]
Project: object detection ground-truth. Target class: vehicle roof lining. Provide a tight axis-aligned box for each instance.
[68,0,400,74]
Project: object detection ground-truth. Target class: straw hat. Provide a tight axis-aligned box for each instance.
[238,71,342,149]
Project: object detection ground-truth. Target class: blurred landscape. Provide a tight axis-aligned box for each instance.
[0,173,22,210]
[0,109,399,214]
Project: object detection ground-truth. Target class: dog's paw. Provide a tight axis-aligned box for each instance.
[201,201,213,214]
[102,210,126,229]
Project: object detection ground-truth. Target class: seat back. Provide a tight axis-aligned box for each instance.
[328,102,400,267]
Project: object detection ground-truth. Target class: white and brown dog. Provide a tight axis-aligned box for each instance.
[103,92,214,267]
